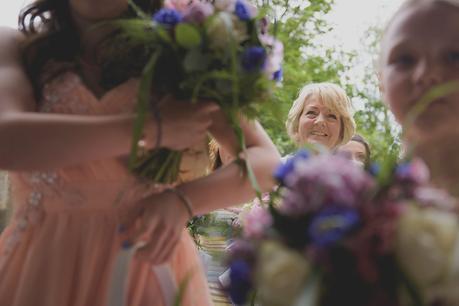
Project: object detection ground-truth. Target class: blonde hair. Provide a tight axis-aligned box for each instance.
[285,82,356,149]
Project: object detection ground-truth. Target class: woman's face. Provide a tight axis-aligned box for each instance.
[69,0,129,22]
[380,2,459,135]
[337,140,367,168]
[297,96,341,149]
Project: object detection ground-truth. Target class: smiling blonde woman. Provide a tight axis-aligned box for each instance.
[286,82,356,150]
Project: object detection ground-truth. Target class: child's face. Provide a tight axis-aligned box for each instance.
[336,140,367,168]
[380,1,459,133]
[297,96,341,149]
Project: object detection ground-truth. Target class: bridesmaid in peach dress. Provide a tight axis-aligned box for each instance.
[0,1,281,305]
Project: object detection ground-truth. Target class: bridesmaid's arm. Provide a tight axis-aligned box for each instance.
[0,27,216,171]
[178,111,281,215]
[123,111,280,264]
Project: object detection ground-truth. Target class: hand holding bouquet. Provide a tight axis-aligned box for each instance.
[107,0,283,185]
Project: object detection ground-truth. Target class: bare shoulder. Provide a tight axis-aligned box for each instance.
[0,27,35,112]
[0,27,25,62]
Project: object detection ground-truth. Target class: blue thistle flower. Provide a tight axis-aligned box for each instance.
[235,0,252,21]
[274,149,310,185]
[272,68,283,82]
[241,46,267,72]
[368,162,380,177]
[229,259,252,304]
[308,207,359,247]
[153,8,183,26]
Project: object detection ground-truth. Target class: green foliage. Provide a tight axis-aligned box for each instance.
[257,0,400,163]
[349,26,401,164]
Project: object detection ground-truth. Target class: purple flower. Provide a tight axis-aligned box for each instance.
[259,34,284,81]
[395,158,430,185]
[272,68,283,82]
[279,154,374,216]
[368,162,380,177]
[241,46,267,71]
[259,17,269,34]
[308,207,360,247]
[153,8,183,26]
[229,259,252,304]
[183,2,214,23]
[234,0,254,20]
[242,204,272,239]
[274,149,310,184]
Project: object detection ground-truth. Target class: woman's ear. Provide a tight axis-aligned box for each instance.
[378,73,385,94]
[293,132,300,146]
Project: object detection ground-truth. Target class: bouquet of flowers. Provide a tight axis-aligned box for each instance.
[225,150,459,306]
[107,0,283,184]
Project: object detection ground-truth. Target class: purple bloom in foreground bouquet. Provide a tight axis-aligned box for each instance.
[107,0,283,184]
[225,150,459,306]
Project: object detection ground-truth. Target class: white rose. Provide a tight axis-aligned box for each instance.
[206,12,248,51]
[422,235,459,305]
[255,241,310,306]
[396,204,459,290]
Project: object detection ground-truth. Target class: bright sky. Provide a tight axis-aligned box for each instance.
[322,0,401,52]
[0,0,401,106]
[0,1,401,51]
[0,0,402,42]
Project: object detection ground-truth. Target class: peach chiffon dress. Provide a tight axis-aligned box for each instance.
[0,67,213,306]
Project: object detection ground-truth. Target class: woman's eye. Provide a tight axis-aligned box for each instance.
[392,54,415,67]
[446,51,459,64]
[305,111,317,117]
[328,114,337,120]
[356,154,366,162]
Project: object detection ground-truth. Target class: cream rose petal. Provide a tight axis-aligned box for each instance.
[255,241,310,306]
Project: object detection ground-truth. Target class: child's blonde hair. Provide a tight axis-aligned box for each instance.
[285,82,356,148]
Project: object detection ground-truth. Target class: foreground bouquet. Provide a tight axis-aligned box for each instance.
[226,150,459,306]
[109,0,283,184]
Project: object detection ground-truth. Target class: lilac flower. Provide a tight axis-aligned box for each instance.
[241,47,267,72]
[259,17,269,34]
[414,186,457,210]
[308,207,360,247]
[234,0,257,21]
[259,34,284,81]
[183,2,214,24]
[153,8,183,26]
[229,259,252,304]
[274,149,310,184]
[279,154,374,216]
[242,204,272,239]
[164,0,197,13]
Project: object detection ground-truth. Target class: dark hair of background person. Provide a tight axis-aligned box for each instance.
[18,0,162,99]
[351,134,371,165]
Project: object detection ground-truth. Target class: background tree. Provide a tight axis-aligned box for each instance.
[257,0,400,164]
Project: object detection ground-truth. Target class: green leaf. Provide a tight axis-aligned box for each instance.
[128,49,161,170]
[175,23,202,49]
[153,26,172,44]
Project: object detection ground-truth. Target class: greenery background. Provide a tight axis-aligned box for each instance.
[256,0,400,163]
